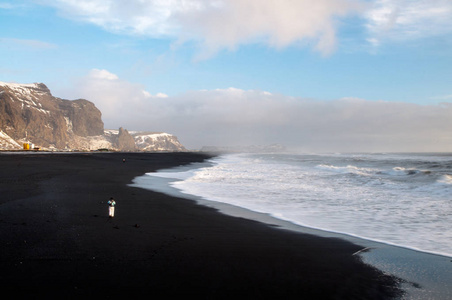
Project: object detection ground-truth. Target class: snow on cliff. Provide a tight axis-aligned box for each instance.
[0,130,21,150]
[132,132,185,151]
[0,82,51,115]
[67,130,186,152]
[0,82,41,89]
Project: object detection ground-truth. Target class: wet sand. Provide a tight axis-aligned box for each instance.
[0,152,403,298]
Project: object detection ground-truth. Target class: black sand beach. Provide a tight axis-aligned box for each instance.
[0,152,404,298]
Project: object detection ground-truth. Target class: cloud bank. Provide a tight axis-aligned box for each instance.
[40,0,363,57]
[71,70,452,152]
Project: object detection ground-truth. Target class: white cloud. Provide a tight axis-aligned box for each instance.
[89,69,118,80]
[67,71,452,152]
[142,90,152,98]
[365,0,452,46]
[175,0,364,58]
[39,0,363,57]
[0,38,57,50]
[142,90,168,98]
[155,92,169,98]
[73,69,165,124]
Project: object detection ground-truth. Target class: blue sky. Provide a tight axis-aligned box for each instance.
[1,0,452,151]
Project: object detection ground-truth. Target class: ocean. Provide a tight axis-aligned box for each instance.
[136,152,452,258]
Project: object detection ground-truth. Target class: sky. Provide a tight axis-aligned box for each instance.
[1,0,452,152]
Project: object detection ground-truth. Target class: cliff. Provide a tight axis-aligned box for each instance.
[0,82,186,152]
[0,82,103,149]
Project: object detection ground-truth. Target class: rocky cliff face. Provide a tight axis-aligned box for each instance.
[59,99,104,137]
[0,82,187,152]
[0,82,103,149]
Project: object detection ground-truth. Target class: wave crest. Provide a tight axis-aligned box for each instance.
[438,174,452,185]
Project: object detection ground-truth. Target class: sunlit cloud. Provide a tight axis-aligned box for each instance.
[38,0,363,58]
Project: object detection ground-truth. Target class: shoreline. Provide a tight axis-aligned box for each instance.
[0,152,430,298]
[134,155,452,256]
[133,155,452,299]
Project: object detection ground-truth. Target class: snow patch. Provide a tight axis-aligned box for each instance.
[70,134,114,150]
[0,130,21,149]
[104,129,119,136]
[64,117,73,132]
[134,133,172,145]
[1,82,50,115]
[0,82,40,89]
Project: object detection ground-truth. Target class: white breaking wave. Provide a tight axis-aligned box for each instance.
[438,174,452,185]
[147,152,452,258]
[316,164,376,176]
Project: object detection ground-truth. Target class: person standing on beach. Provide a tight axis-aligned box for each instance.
[108,197,116,218]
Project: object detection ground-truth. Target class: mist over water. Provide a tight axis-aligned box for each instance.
[149,152,452,257]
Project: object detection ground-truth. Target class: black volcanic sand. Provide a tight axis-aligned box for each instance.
[0,152,404,299]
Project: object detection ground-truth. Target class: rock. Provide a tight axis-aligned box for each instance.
[59,99,104,136]
[115,127,137,151]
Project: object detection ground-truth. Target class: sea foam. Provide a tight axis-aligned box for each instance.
[147,152,452,258]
